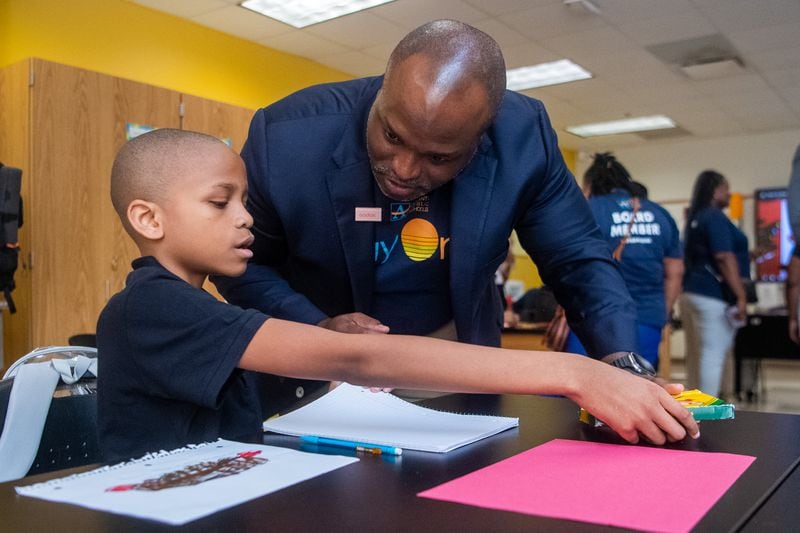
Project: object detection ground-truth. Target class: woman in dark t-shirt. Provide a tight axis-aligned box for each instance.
[564,153,682,372]
[681,170,750,397]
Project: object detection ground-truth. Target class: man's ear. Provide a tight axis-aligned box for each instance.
[127,199,164,241]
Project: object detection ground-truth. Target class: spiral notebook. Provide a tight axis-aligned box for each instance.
[16,439,358,525]
[263,383,519,452]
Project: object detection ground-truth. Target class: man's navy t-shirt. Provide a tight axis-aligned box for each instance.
[372,183,452,335]
[97,257,268,461]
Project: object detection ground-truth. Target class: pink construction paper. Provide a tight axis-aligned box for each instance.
[418,439,755,533]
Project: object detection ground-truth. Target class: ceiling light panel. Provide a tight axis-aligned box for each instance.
[566,115,677,137]
[506,60,592,91]
[240,0,395,28]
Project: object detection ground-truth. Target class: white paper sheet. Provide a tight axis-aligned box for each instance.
[16,439,358,525]
[264,383,519,452]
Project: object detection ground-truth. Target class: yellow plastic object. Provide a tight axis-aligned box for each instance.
[580,389,735,427]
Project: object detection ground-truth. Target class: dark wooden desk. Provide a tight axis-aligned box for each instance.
[3,394,800,532]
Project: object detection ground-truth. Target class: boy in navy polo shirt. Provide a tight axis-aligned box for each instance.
[97,129,698,461]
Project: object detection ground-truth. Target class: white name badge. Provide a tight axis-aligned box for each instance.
[355,207,382,222]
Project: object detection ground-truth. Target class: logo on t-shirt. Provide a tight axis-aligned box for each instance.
[390,197,430,222]
[374,218,451,264]
[401,219,441,261]
[391,203,411,221]
[374,194,450,264]
[610,209,661,244]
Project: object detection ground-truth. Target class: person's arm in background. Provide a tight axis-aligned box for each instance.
[787,254,800,343]
[663,258,684,320]
[662,208,684,321]
[513,99,637,360]
[714,251,747,321]
[213,109,388,334]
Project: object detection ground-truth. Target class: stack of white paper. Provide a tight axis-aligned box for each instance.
[264,383,519,453]
[17,440,357,525]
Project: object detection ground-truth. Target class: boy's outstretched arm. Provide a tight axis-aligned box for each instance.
[239,318,699,446]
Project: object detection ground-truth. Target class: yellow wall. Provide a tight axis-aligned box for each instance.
[508,147,578,291]
[0,0,350,110]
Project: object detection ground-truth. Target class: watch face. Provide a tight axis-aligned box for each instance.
[614,353,655,377]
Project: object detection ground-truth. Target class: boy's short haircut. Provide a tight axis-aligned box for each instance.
[110,128,223,235]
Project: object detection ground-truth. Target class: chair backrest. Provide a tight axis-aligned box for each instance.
[68,333,97,348]
[0,347,100,480]
[25,388,99,475]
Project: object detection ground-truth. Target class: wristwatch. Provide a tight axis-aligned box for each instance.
[607,352,657,379]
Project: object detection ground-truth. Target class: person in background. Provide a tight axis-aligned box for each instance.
[681,170,750,396]
[494,242,520,328]
[215,19,658,409]
[562,153,683,372]
[784,145,800,343]
[97,129,699,460]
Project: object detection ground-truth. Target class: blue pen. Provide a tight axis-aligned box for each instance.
[300,435,403,456]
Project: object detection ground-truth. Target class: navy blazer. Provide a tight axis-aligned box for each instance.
[216,77,636,356]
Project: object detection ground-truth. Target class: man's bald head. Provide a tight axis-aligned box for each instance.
[386,20,506,117]
[110,128,224,234]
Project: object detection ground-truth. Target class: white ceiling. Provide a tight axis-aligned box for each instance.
[130,0,800,151]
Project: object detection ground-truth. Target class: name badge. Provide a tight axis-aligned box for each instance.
[355,207,382,222]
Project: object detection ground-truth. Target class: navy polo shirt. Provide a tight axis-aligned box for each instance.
[97,256,268,461]
[589,191,682,327]
[683,207,750,300]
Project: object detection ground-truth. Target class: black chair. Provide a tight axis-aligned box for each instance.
[0,347,100,478]
[68,333,97,348]
[734,314,800,400]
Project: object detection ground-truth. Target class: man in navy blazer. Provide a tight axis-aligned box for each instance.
[216,20,639,394]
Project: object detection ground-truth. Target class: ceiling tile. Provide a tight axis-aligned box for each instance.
[463,0,559,18]
[501,41,561,69]
[469,18,530,49]
[764,67,800,90]
[690,73,770,98]
[747,46,800,73]
[593,0,695,22]
[317,51,387,77]
[360,42,396,62]
[191,5,293,40]
[540,26,636,71]
[257,31,351,59]
[726,21,800,53]
[305,12,407,50]
[616,12,717,46]
[499,3,608,41]
[131,0,228,18]
[777,86,800,114]
[370,0,487,28]
[694,0,800,33]
[669,108,746,137]
[729,103,800,132]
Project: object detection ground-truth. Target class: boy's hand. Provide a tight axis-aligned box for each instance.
[318,312,390,334]
[572,362,700,445]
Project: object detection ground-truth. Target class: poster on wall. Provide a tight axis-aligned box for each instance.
[125,124,232,147]
[126,123,157,140]
[754,188,793,282]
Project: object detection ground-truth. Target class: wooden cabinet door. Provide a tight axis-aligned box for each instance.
[181,94,254,153]
[29,60,180,348]
[0,60,33,366]
[181,94,255,299]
